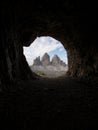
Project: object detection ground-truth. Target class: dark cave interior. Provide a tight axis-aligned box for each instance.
[0,1,98,129]
[0,1,98,83]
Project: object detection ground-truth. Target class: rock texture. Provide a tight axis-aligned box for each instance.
[0,1,98,129]
[33,56,42,66]
[51,54,66,66]
[51,55,60,65]
[33,53,66,67]
[0,1,98,84]
[41,53,50,66]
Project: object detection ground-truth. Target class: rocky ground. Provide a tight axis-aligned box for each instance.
[31,65,68,78]
[0,77,98,129]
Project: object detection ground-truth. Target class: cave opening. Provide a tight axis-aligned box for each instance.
[23,36,68,78]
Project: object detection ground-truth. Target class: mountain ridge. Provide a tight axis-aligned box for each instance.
[32,52,66,67]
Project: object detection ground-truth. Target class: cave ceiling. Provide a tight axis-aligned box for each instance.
[1,1,97,47]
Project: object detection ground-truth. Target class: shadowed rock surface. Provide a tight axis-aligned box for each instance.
[51,54,66,66]
[33,56,42,66]
[41,53,50,66]
[0,0,98,129]
[0,77,98,129]
[33,53,66,67]
[31,53,67,77]
[0,1,98,83]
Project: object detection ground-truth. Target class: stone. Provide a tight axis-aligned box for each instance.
[60,60,66,67]
[0,1,97,84]
[41,53,50,66]
[33,56,42,66]
[32,53,66,67]
[51,55,61,66]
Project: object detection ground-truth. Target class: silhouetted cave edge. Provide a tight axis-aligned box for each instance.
[0,1,97,85]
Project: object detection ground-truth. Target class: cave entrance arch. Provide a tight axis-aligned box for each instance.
[23,36,68,78]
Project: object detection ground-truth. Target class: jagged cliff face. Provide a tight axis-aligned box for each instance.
[0,1,97,84]
[33,53,66,67]
[41,53,50,66]
[31,53,68,77]
[33,56,42,66]
[51,55,62,66]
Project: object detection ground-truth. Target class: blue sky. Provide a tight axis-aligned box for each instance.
[23,36,68,65]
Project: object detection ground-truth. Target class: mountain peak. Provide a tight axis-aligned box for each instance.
[41,53,50,66]
[33,53,66,67]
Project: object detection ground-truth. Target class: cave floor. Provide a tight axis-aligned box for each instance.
[0,77,98,129]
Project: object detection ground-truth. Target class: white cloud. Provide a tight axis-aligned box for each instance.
[23,36,66,65]
[59,47,64,52]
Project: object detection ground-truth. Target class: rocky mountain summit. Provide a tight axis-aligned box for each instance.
[41,53,50,66]
[33,56,42,66]
[30,53,68,77]
[33,53,66,67]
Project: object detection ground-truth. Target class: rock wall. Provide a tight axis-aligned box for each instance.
[51,55,64,66]
[0,27,38,84]
[33,56,42,66]
[33,53,66,67]
[0,1,97,84]
[41,53,50,66]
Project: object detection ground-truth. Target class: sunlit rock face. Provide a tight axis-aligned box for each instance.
[51,55,64,66]
[0,1,97,84]
[33,53,66,67]
[30,53,68,78]
[30,53,67,77]
[41,53,50,66]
